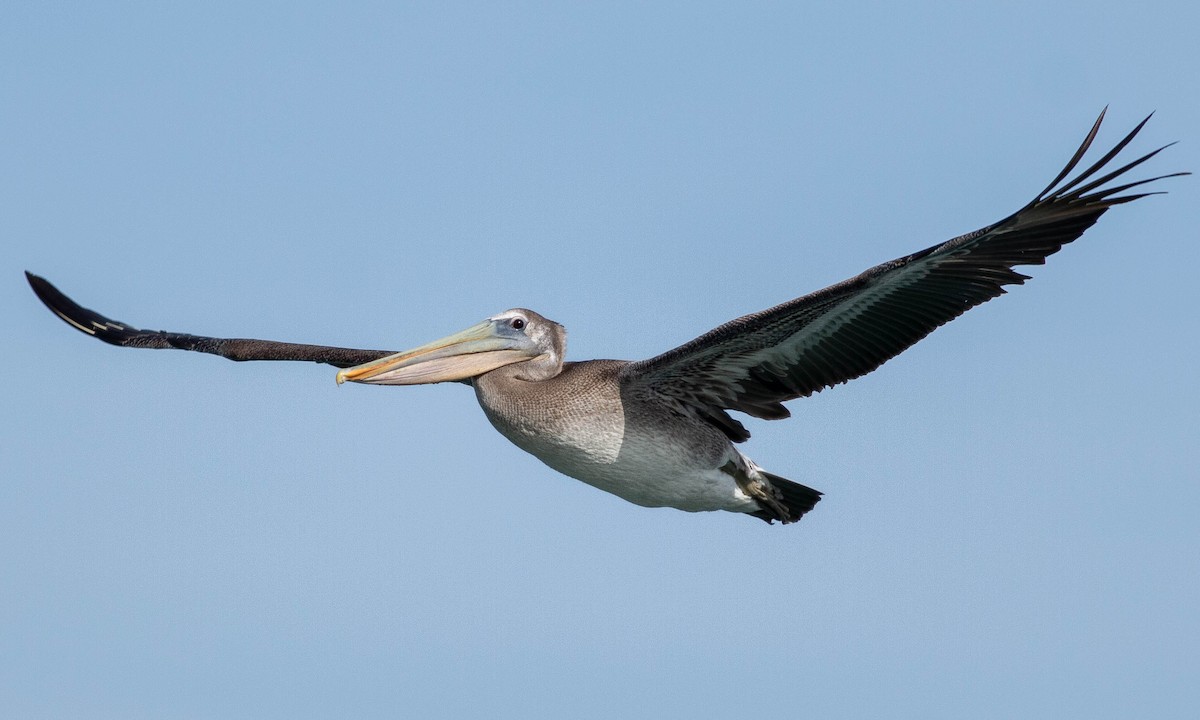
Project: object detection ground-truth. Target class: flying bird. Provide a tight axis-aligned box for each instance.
[27,110,1185,525]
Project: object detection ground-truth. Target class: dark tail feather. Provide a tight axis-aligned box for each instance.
[749,471,822,525]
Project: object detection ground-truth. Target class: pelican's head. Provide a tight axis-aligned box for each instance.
[336,308,566,386]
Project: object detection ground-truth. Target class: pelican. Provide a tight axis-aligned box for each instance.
[27,111,1184,525]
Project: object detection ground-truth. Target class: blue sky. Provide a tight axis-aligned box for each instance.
[4,2,1198,718]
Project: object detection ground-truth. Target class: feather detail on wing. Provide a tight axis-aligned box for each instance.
[25,272,396,368]
[619,110,1187,442]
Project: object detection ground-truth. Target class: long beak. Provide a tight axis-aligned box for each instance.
[335,320,534,385]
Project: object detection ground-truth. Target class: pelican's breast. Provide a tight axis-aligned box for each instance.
[473,360,747,511]
[474,361,629,473]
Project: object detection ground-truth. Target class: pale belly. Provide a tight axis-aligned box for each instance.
[474,372,760,514]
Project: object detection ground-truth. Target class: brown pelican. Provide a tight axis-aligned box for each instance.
[27,111,1184,525]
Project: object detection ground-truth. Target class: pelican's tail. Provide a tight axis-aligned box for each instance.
[749,471,823,525]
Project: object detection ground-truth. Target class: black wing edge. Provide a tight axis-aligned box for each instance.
[25,271,396,369]
[1028,108,1188,210]
[888,108,1188,277]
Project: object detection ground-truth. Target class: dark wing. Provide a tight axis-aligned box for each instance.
[620,110,1187,442]
[26,271,396,369]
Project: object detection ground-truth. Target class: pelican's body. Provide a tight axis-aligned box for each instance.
[27,111,1184,525]
[474,358,759,514]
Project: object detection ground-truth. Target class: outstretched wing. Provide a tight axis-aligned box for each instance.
[26,271,396,369]
[620,110,1187,442]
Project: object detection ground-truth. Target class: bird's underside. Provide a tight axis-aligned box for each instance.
[26,110,1185,525]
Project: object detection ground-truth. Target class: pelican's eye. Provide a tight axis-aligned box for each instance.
[510,317,526,331]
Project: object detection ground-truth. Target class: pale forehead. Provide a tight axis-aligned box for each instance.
[489,308,544,322]
[490,308,527,321]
